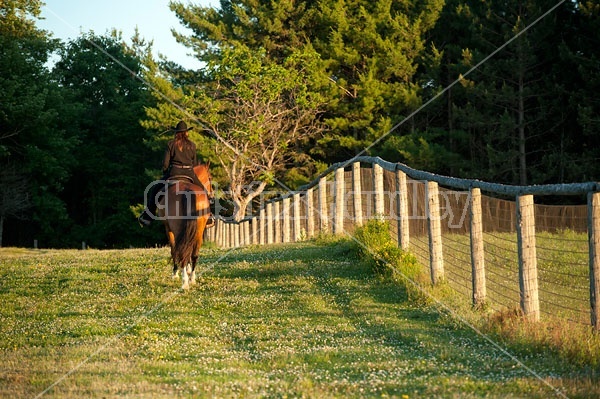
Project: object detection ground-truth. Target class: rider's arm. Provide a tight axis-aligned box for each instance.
[162,142,173,173]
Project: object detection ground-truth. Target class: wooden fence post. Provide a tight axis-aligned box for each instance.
[374,163,384,217]
[224,223,229,248]
[307,188,315,238]
[259,208,266,245]
[237,221,243,246]
[395,169,409,250]
[240,220,246,246]
[588,192,600,331]
[274,200,281,244]
[251,217,258,245]
[234,222,240,248]
[293,193,302,241]
[212,220,218,247]
[219,223,224,248]
[227,222,232,248]
[319,177,329,233]
[517,194,540,322]
[222,220,227,248]
[218,220,224,247]
[426,181,444,284]
[243,219,250,247]
[283,196,291,243]
[353,162,363,227]
[470,187,486,307]
[335,167,345,235]
[226,222,231,248]
[208,222,215,243]
[266,202,273,245]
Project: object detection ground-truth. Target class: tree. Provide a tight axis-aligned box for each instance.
[430,0,577,185]
[312,0,445,161]
[0,167,31,247]
[168,0,445,162]
[169,0,316,62]
[552,1,600,182]
[143,44,329,221]
[0,0,77,246]
[53,32,160,247]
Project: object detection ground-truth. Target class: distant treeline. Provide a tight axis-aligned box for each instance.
[1,0,598,248]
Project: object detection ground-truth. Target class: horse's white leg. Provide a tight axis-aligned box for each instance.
[181,266,189,290]
[186,263,197,285]
[190,256,198,285]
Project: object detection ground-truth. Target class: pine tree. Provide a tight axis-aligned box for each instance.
[312,0,445,161]
[444,0,575,185]
[0,0,77,246]
[53,32,158,247]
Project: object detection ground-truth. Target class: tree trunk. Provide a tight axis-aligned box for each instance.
[518,71,527,186]
[232,181,267,222]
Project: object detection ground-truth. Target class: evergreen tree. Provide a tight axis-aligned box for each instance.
[167,0,445,164]
[312,0,445,161]
[551,1,600,182]
[53,32,159,247]
[435,0,577,185]
[0,0,77,246]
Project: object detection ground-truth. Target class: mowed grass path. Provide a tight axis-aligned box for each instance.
[0,241,591,398]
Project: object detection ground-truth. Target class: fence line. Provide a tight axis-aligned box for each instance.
[205,156,600,330]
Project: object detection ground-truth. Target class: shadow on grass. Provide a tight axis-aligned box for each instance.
[191,239,600,397]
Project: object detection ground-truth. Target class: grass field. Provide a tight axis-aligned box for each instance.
[408,229,591,324]
[0,240,598,398]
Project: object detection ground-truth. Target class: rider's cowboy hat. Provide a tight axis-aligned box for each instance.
[171,120,193,133]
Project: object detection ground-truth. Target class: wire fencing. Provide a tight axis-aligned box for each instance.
[205,156,600,330]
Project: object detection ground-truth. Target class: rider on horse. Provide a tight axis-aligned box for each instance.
[138,120,215,228]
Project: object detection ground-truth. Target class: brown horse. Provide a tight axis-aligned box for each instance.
[157,164,213,289]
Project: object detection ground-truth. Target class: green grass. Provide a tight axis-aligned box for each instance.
[0,240,597,398]
[409,229,591,324]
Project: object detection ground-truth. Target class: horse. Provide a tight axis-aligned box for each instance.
[157,164,213,289]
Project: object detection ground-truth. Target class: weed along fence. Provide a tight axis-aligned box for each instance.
[205,156,600,331]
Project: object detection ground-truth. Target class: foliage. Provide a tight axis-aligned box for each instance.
[483,307,600,369]
[0,167,31,247]
[52,32,163,247]
[2,0,600,247]
[143,43,330,221]
[352,219,422,282]
[423,0,598,184]
[0,0,76,246]
[312,0,445,161]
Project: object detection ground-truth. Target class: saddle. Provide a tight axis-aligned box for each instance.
[163,175,215,228]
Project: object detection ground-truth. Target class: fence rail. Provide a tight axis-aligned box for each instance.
[205,156,600,330]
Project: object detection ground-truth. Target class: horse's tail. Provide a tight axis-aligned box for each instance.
[173,190,198,267]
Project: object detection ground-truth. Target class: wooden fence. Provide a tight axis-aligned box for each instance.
[205,156,600,331]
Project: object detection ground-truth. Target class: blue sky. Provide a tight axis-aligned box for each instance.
[37,0,216,69]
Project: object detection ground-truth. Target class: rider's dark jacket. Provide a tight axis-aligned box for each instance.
[162,139,202,186]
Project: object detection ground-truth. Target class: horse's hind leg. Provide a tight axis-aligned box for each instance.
[190,255,198,285]
[181,264,190,290]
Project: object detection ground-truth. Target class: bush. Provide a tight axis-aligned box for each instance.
[352,219,421,281]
